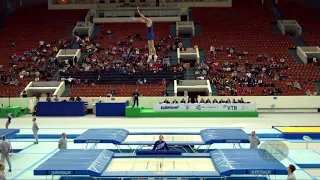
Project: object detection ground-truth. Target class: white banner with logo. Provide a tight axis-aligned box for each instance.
[153,103,257,112]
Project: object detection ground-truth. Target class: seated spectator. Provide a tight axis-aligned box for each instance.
[187,98,192,103]
[46,96,52,102]
[221,91,226,96]
[293,81,301,90]
[275,87,282,94]
[200,98,205,103]
[76,96,82,102]
[69,97,75,101]
[219,99,225,103]
[232,98,237,103]
[163,99,170,104]
[53,95,59,102]
[172,99,178,104]
[194,98,198,103]
[180,98,186,103]
[313,92,318,96]
[257,55,263,61]
[205,98,211,103]
[162,91,169,97]
[306,89,311,96]
[287,82,292,87]
[22,91,27,98]
[238,98,245,103]
[226,98,231,103]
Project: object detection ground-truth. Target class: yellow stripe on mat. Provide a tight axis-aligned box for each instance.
[277,127,320,133]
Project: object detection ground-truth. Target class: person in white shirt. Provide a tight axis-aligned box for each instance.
[248,131,260,149]
[0,136,11,172]
[287,164,296,180]
[32,118,39,144]
[184,89,188,97]
[210,45,215,54]
[0,163,6,180]
[58,133,67,149]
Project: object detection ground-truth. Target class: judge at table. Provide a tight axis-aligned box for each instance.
[152,135,169,150]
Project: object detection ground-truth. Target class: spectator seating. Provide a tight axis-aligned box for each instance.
[69,84,165,97]
[0,5,86,97]
[190,0,320,96]
[276,0,320,46]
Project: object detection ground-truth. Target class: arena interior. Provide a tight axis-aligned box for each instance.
[0,0,320,179]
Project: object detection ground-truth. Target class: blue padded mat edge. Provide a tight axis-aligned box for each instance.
[200,129,250,143]
[34,149,114,176]
[210,149,287,176]
[0,129,20,138]
[74,129,129,144]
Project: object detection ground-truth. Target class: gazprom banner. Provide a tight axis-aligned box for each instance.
[153,103,257,112]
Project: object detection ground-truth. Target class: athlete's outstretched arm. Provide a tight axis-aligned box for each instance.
[136,7,148,21]
[132,17,145,23]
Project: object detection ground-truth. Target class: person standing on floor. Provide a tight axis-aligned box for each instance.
[0,136,11,172]
[32,118,39,144]
[287,164,296,180]
[132,89,140,107]
[0,163,5,180]
[58,133,67,150]
[248,131,260,149]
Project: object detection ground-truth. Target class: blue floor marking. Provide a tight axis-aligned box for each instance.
[12,148,59,180]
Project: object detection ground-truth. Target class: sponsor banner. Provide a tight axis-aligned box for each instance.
[153,103,257,112]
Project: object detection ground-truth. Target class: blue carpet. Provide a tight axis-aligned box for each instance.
[195,24,201,36]
[188,10,193,21]
[271,22,283,35]
[170,24,176,37]
[269,4,285,20]
[92,24,101,36]
[67,26,75,37]
[181,37,192,48]
[290,36,307,46]
[288,48,304,64]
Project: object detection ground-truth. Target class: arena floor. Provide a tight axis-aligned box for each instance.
[2,113,320,179]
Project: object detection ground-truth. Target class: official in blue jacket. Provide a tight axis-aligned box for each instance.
[152,135,169,150]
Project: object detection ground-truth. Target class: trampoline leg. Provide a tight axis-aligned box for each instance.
[86,143,89,149]
[116,145,122,153]
[181,146,188,153]
[188,145,196,153]
[204,144,212,153]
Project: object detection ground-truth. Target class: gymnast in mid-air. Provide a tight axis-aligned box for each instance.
[133,7,157,65]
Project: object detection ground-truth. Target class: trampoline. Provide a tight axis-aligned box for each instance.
[73,128,250,153]
[34,149,287,178]
[0,129,20,154]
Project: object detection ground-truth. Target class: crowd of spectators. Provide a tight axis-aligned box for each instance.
[60,33,184,86]
[161,97,246,104]
[192,45,319,96]
[1,28,184,91]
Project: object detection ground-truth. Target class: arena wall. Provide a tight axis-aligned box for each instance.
[0,96,318,113]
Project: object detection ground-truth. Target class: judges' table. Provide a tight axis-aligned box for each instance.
[96,101,129,116]
[153,103,257,112]
[36,102,85,116]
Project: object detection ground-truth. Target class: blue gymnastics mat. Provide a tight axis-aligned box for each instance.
[74,129,129,144]
[201,129,249,143]
[34,149,114,176]
[0,129,20,138]
[211,149,287,176]
[287,150,320,168]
